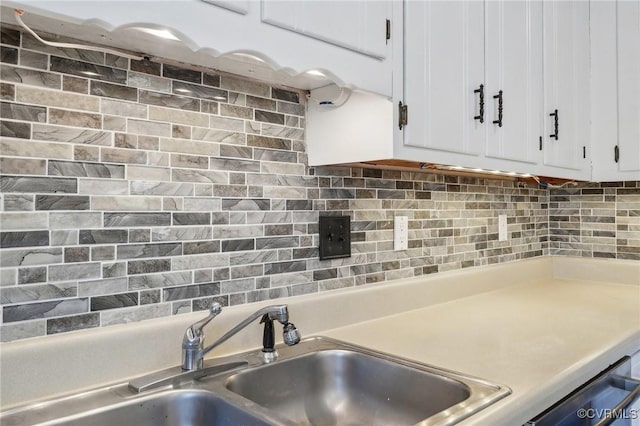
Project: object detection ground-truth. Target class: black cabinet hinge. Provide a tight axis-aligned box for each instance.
[399,101,408,130]
[614,145,620,163]
[386,19,391,41]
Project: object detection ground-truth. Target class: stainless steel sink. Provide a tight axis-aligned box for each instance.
[0,337,511,426]
[50,390,269,426]
[226,349,472,425]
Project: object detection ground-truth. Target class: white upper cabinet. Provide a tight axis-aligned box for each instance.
[485,0,543,165]
[541,0,590,176]
[591,0,640,182]
[4,0,395,96]
[401,1,484,159]
[617,0,640,174]
[261,1,389,60]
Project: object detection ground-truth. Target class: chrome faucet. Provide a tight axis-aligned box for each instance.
[182,303,301,371]
[129,302,301,393]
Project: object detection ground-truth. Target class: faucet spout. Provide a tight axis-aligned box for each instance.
[182,304,301,371]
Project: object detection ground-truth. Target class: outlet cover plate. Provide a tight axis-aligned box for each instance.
[319,215,351,260]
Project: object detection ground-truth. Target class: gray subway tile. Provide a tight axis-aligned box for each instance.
[1,101,46,122]
[163,64,201,83]
[90,292,138,311]
[127,258,171,275]
[90,80,138,101]
[117,242,182,259]
[3,298,88,322]
[49,262,101,281]
[0,64,61,89]
[0,231,49,248]
[163,282,220,302]
[104,212,171,227]
[50,56,127,83]
[47,313,99,335]
[1,120,30,138]
[35,195,89,210]
[48,160,125,179]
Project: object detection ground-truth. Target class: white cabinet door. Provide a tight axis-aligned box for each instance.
[617,0,640,173]
[542,1,590,173]
[261,1,390,60]
[402,0,484,160]
[485,0,543,165]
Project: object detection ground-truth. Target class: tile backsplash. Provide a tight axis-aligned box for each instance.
[0,27,636,343]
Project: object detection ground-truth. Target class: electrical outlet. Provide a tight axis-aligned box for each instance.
[394,216,408,251]
[498,214,508,242]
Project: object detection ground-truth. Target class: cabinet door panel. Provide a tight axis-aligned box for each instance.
[403,0,484,157]
[542,1,590,171]
[618,0,640,172]
[485,0,543,164]
[261,1,389,60]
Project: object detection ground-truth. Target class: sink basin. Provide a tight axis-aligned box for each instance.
[0,337,510,426]
[226,349,471,425]
[1,389,269,426]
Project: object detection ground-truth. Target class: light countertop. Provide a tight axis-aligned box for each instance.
[1,256,639,425]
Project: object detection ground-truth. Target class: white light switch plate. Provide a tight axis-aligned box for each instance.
[498,214,508,241]
[394,216,408,251]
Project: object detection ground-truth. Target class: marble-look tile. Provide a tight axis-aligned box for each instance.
[0,175,77,193]
[172,81,227,102]
[49,160,125,178]
[1,101,46,122]
[162,64,201,83]
[16,86,100,112]
[127,258,171,275]
[163,282,220,302]
[78,277,127,297]
[277,101,304,116]
[0,120,30,138]
[0,158,46,175]
[140,90,199,111]
[1,28,20,46]
[48,262,100,282]
[247,134,291,150]
[3,194,34,211]
[90,80,138,101]
[90,246,115,261]
[128,271,192,290]
[0,231,49,248]
[183,241,220,255]
[100,303,171,326]
[222,239,255,252]
[35,195,90,210]
[0,64,61,89]
[128,71,171,93]
[117,242,181,259]
[152,226,212,242]
[50,212,101,229]
[0,83,15,101]
[62,76,89,94]
[32,123,112,145]
[127,118,171,137]
[50,56,126,83]
[131,59,161,76]
[49,108,102,129]
[222,198,270,211]
[90,292,138,311]
[272,88,299,103]
[172,212,211,225]
[203,72,220,87]
[64,247,90,263]
[103,212,171,227]
[3,298,88,322]
[1,321,46,342]
[210,158,260,172]
[47,313,99,335]
[221,75,269,97]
